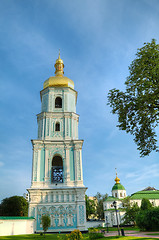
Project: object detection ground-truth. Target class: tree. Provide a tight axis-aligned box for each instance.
[108,39,159,157]
[123,202,140,225]
[0,196,28,216]
[41,215,51,237]
[85,195,96,220]
[94,192,108,220]
[140,198,152,210]
[122,196,131,208]
[136,207,159,231]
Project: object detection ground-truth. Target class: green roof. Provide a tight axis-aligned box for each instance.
[105,196,119,201]
[112,183,125,191]
[0,217,34,220]
[104,208,125,212]
[130,190,159,200]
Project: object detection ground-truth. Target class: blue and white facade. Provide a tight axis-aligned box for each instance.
[27,54,87,232]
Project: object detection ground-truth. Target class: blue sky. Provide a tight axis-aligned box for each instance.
[1,0,159,202]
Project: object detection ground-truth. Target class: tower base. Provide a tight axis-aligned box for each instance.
[28,186,87,232]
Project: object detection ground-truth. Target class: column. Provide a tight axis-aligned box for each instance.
[42,118,45,139]
[65,146,70,183]
[71,115,73,138]
[37,149,41,182]
[65,116,69,139]
[45,149,49,182]
[74,147,78,183]
[79,149,83,181]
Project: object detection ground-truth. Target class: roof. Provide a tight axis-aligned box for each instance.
[142,186,157,191]
[130,190,159,200]
[105,196,119,202]
[0,217,34,220]
[43,76,74,90]
[104,208,125,212]
[112,183,125,191]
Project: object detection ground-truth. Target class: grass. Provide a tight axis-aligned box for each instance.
[0,234,158,240]
[97,226,140,232]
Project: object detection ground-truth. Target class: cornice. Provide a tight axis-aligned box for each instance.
[37,112,79,119]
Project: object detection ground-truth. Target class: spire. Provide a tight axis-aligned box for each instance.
[58,48,61,59]
[115,168,120,184]
[54,49,64,76]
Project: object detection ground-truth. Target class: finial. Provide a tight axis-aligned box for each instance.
[54,50,64,76]
[115,168,120,184]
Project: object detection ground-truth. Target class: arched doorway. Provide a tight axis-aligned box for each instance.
[51,155,63,183]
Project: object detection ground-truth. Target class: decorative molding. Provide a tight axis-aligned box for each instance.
[37,204,77,230]
[79,205,85,225]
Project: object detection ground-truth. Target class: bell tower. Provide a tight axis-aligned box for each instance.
[27,53,87,232]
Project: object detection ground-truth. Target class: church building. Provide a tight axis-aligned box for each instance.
[103,173,126,227]
[27,53,87,232]
[103,173,159,227]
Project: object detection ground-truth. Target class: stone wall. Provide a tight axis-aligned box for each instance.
[0,217,35,236]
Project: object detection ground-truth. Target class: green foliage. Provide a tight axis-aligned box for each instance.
[123,202,140,225]
[136,207,159,231]
[94,192,108,220]
[85,195,96,219]
[88,228,104,239]
[108,39,159,157]
[140,198,152,210]
[66,229,83,240]
[41,215,51,235]
[0,196,28,216]
[122,196,131,208]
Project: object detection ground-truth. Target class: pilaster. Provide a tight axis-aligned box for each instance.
[45,149,49,182]
[65,145,70,183]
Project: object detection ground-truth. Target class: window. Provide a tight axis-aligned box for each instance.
[55,97,62,108]
[120,193,122,197]
[51,155,63,183]
[55,122,60,131]
[115,193,117,198]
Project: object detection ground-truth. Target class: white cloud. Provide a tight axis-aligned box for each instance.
[126,164,159,183]
[0,161,4,167]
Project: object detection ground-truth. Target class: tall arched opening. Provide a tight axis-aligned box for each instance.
[51,155,63,183]
[55,97,62,108]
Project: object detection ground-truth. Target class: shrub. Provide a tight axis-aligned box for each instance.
[140,198,152,210]
[41,215,51,236]
[88,228,104,239]
[66,229,83,240]
[136,207,159,231]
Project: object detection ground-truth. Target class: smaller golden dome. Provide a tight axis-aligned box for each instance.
[115,172,120,184]
[54,50,64,76]
[43,51,74,90]
[55,56,63,64]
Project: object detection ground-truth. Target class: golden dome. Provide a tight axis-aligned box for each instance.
[115,172,120,184]
[43,50,74,90]
[43,76,74,89]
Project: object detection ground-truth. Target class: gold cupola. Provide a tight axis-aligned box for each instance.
[43,51,74,90]
[115,172,120,184]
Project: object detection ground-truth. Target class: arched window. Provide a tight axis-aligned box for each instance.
[51,155,63,183]
[55,122,60,131]
[55,97,62,108]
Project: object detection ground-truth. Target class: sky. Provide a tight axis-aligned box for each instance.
[0,0,159,202]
